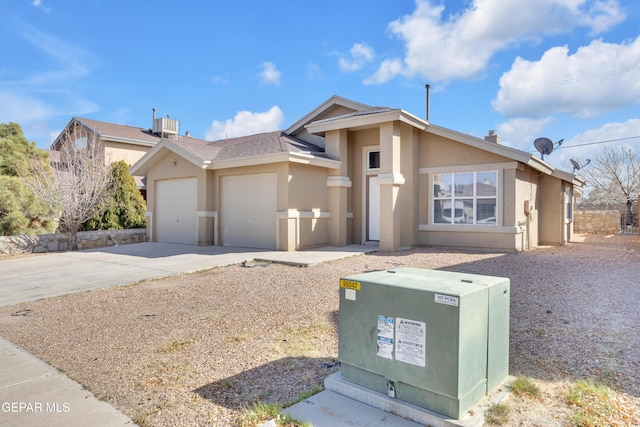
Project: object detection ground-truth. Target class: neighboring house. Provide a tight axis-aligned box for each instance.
[130,95,585,252]
[51,112,178,198]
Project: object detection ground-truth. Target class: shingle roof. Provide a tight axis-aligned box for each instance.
[66,117,162,146]
[66,117,326,163]
[171,130,327,162]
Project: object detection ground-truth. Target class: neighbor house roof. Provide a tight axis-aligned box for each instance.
[51,117,161,150]
[130,130,339,176]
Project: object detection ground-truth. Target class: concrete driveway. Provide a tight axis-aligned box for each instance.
[0,242,377,307]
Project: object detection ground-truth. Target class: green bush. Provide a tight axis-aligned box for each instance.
[84,161,146,230]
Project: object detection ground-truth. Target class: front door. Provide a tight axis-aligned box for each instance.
[368,176,380,241]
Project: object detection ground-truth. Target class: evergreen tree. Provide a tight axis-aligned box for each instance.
[0,123,55,235]
[84,160,147,230]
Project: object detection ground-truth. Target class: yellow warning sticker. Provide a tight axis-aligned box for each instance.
[340,279,361,290]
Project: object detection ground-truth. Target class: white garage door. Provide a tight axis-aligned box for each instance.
[156,178,197,245]
[221,173,277,249]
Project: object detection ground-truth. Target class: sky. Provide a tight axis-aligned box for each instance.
[2,0,640,172]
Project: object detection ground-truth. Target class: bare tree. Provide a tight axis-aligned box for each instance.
[579,146,640,214]
[21,128,113,249]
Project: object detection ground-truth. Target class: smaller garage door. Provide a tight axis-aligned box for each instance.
[221,173,277,249]
[156,178,197,245]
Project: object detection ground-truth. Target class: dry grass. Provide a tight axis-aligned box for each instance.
[0,234,639,426]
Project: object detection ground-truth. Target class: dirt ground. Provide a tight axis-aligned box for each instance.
[0,234,639,426]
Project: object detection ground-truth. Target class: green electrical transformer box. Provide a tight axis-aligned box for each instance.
[338,267,510,419]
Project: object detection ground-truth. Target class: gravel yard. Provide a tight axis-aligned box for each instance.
[0,234,639,426]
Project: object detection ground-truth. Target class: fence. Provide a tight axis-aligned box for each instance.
[574,210,620,234]
[620,214,638,235]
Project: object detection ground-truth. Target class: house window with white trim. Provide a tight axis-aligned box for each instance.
[433,171,497,225]
[368,150,380,170]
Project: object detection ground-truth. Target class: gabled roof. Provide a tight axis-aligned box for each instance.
[130,131,337,176]
[51,117,161,150]
[285,95,384,136]
[304,104,582,186]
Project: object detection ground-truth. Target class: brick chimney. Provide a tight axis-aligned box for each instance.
[484,130,500,144]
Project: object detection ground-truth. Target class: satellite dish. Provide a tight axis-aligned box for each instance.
[570,159,580,170]
[534,137,554,160]
[533,137,564,160]
[570,158,591,173]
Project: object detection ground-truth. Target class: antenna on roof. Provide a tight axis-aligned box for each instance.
[533,137,563,160]
[425,83,431,122]
[570,158,591,173]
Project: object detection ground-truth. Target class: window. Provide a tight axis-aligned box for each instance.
[433,171,497,225]
[565,187,573,221]
[368,151,380,170]
[73,136,87,150]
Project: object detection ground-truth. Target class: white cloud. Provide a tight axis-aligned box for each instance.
[364,59,404,85]
[31,0,51,12]
[493,36,640,118]
[339,43,375,72]
[495,117,640,170]
[205,106,285,141]
[496,116,555,152]
[306,62,324,81]
[0,88,97,124]
[210,76,228,84]
[0,90,53,123]
[10,25,96,86]
[367,0,625,84]
[557,118,640,164]
[0,21,99,128]
[259,62,282,86]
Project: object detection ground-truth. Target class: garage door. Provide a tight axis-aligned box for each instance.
[221,173,277,249]
[156,178,197,244]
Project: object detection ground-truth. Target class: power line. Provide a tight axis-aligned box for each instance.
[556,135,640,150]
[514,65,640,91]
[527,135,640,155]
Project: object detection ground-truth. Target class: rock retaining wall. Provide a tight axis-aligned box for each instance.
[0,229,147,256]
[574,210,620,234]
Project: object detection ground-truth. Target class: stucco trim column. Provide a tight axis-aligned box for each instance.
[196,211,217,246]
[378,173,405,251]
[327,176,352,246]
[378,122,404,251]
[325,129,351,247]
[145,211,153,241]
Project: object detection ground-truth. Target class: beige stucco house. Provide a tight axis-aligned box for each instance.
[51,113,179,197]
[130,95,585,252]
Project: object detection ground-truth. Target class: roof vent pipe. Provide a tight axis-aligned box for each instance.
[152,108,156,123]
[425,84,431,122]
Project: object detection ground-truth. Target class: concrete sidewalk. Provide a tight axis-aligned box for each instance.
[0,242,378,426]
[0,337,134,426]
[284,372,510,427]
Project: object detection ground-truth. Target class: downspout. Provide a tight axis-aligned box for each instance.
[524,200,532,251]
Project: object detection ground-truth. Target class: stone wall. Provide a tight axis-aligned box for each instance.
[574,210,620,234]
[0,229,147,256]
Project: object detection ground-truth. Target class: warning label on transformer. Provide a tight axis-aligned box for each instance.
[376,315,394,359]
[395,317,426,367]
